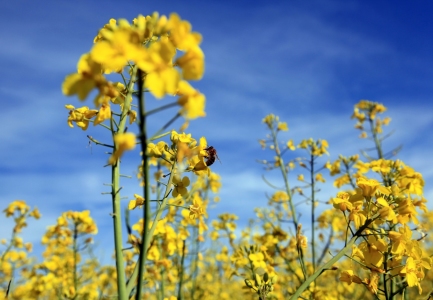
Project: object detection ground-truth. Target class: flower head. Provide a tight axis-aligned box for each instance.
[65,105,98,130]
[108,133,136,165]
[172,175,190,197]
[128,194,145,210]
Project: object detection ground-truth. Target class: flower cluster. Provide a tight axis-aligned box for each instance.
[63,13,205,124]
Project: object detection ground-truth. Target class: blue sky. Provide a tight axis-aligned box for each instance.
[1,0,432,261]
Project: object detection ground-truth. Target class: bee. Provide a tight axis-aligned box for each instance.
[204,146,221,166]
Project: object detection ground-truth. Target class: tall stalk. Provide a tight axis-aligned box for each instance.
[309,153,316,272]
[135,68,151,299]
[110,67,137,300]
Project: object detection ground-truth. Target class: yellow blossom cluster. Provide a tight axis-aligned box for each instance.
[63,13,206,128]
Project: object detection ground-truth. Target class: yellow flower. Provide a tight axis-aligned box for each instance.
[131,14,161,41]
[147,141,168,157]
[189,200,204,219]
[297,235,308,249]
[364,272,379,295]
[298,139,309,149]
[351,107,365,122]
[93,18,118,43]
[248,252,266,269]
[399,165,424,196]
[147,245,160,261]
[172,175,190,197]
[93,103,111,126]
[287,139,296,150]
[332,192,352,212]
[388,224,412,255]
[315,173,325,183]
[356,177,380,197]
[3,200,29,217]
[370,159,392,174]
[376,197,397,223]
[277,122,288,131]
[176,81,206,119]
[397,198,419,225]
[270,191,289,203]
[262,114,277,128]
[231,249,249,269]
[66,105,98,130]
[110,82,127,105]
[175,141,195,164]
[413,197,428,213]
[326,159,341,176]
[137,39,180,99]
[62,54,105,100]
[128,110,137,124]
[167,13,202,51]
[29,208,41,219]
[170,130,196,144]
[186,137,210,176]
[358,235,387,268]
[354,160,370,174]
[216,246,230,263]
[108,132,136,165]
[128,194,145,210]
[176,46,205,80]
[348,204,367,229]
[400,257,422,294]
[348,188,365,207]
[339,270,362,285]
[91,29,146,72]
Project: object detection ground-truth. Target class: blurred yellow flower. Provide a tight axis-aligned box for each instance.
[62,54,105,100]
[168,13,202,51]
[277,122,288,131]
[189,200,204,219]
[176,81,206,119]
[287,139,296,150]
[339,270,362,285]
[128,194,145,210]
[176,46,205,80]
[108,132,136,165]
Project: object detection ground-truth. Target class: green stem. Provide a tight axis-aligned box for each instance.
[111,67,137,300]
[149,131,171,142]
[111,155,127,299]
[158,242,165,300]
[270,125,297,231]
[126,163,176,296]
[177,240,186,300]
[87,135,114,148]
[146,101,179,116]
[135,68,151,300]
[73,224,78,299]
[297,244,308,281]
[1,224,17,262]
[310,153,316,272]
[368,117,383,160]
[190,226,200,299]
